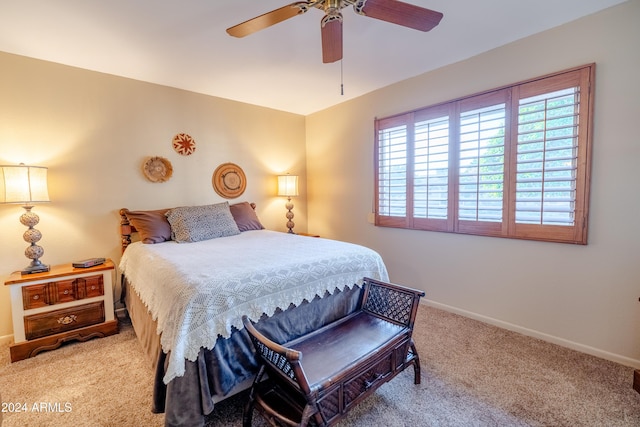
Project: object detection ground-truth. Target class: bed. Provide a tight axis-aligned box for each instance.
[117,202,389,427]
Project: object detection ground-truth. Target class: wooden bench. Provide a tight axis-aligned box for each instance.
[242,277,425,427]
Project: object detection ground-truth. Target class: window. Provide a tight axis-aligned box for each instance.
[375,65,594,244]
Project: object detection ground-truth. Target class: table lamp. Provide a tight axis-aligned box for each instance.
[277,174,299,234]
[0,163,51,274]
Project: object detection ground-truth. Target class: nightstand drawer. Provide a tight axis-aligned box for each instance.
[22,284,50,309]
[24,301,105,340]
[55,279,77,303]
[20,274,105,309]
[79,275,104,299]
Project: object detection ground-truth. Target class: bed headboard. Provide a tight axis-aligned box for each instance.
[119,203,257,253]
[119,208,137,253]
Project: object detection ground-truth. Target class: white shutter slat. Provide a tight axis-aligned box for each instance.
[413,116,449,219]
[458,103,506,223]
[377,123,408,217]
[515,86,580,226]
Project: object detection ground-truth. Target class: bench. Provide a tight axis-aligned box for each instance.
[242,277,425,426]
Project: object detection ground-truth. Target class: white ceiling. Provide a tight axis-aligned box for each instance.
[0,0,627,115]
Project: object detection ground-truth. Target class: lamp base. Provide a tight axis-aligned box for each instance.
[18,206,49,275]
[21,262,50,275]
[285,197,295,234]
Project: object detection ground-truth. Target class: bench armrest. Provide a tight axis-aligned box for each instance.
[361,277,425,329]
[242,315,313,394]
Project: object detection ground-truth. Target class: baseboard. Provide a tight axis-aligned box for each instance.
[0,334,14,346]
[423,299,640,369]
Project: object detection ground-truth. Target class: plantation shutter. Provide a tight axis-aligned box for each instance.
[457,90,509,236]
[412,104,452,231]
[375,114,410,228]
[510,68,592,243]
[374,65,593,244]
[515,89,579,225]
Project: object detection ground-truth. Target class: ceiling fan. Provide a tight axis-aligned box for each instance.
[226,0,443,63]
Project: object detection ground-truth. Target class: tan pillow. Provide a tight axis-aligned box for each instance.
[125,209,171,244]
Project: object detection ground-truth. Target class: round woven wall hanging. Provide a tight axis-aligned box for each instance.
[142,156,173,183]
[172,133,196,156]
[212,163,246,199]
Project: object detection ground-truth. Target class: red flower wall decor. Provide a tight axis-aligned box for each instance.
[172,133,196,156]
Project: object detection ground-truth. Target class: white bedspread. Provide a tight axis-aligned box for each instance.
[119,230,389,384]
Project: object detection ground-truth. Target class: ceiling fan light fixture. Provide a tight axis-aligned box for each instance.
[324,0,343,12]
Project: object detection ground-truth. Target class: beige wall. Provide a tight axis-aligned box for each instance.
[0,53,307,338]
[1,1,638,368]
[306,0,640,366]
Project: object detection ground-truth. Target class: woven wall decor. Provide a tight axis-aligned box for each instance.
[212,163,246,199]
[142,156,173,183]
[172,133,196,156]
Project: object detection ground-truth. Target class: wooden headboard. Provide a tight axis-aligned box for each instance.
[119,208,137,253]
[119,203,257,253]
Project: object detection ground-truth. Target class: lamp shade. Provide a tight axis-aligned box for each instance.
[0,164,50,204]
[277,174,299,197]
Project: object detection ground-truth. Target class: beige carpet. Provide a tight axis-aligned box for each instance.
[1,306,639,426]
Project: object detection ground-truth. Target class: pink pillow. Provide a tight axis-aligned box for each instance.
[124,209,171,244]
[230,202,264,232]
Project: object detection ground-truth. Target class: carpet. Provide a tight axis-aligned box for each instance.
[1,306,638,426]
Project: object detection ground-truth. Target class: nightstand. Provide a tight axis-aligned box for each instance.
[296,232,320,237]
[4,259,118,362]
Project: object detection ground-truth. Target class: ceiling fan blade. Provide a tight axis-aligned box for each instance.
[227,2,312,38]
[321,13,343,63]
[356,0,443,32]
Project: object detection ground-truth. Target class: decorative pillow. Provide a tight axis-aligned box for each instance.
[166,202,240,243]
[230,202,264,232]
[124,209,172,244]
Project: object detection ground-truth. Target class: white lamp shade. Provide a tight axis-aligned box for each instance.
[277,174,299,197]
[0,164,50,204]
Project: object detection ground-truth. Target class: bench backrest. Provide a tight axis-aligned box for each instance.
[361,277,425,329]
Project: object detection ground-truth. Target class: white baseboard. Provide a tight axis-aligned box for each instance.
[423,299,640,370]
[0,334,13,346]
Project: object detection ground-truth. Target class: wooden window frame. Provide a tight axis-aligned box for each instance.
[374,64,594,244]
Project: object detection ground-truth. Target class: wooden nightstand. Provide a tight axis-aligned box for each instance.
[296,232,320,238]
[4,259,118,362]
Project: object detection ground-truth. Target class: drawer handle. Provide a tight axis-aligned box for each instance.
[364,373,384,390]
[91,286,96,290]
[57,314,78,325]
[33,295,40,300]
[63,290,70,295]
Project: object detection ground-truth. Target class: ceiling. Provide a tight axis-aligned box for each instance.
[0,0,627,115]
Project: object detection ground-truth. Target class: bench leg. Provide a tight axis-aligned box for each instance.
[243,398,255,427]
[409,340,422,385]
[300,404,322,427]
[243,366,264,427]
